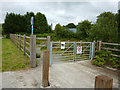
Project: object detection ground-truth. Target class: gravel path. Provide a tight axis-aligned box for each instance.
[1,60,119,88]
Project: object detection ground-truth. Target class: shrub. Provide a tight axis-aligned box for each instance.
[92,56,106,67]
[92,50,120,68]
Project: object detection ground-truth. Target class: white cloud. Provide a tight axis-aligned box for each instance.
[0,1,118,25]
[0,0,119,2]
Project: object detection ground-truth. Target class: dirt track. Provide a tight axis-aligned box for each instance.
[2,60,118,88]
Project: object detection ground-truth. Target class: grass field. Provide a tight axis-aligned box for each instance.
[2,38,30,72]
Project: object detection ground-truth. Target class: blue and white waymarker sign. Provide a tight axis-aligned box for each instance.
[32,25,33,31]
[31,16,34,35]
[31,16,34,25]
[77,46,82,54]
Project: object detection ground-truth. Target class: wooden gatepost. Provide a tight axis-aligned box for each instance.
[95,75,113,90]
[118,70,120,90]
[30,35,36,68]
[42,50,50,87]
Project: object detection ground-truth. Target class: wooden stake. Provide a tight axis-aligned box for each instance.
[30,35,36,68]
[23,34,26,55]
[47,36,50,51]
[42,50,50,87]
[95,75,113,90]
[19,35,21,50]
[99,41,102,51]
[118,70,120,90]
[93,40,96,58]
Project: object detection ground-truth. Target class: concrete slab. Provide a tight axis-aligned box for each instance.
[2,60,118,88]
[50,60,118,88]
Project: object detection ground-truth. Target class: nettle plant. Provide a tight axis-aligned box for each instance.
[92,50,120,68]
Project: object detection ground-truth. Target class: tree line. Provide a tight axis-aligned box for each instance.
[2,12,51,35]
[54,11,119,43]
[2,11,120,43]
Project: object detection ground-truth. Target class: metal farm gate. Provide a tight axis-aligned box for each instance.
[49,41,94,65]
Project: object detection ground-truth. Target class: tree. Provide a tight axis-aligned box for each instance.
[24,12,34,33]
[55,24,75,39]
[65,23,76,28]
[76,20,92,40]
[2,12,50,35]
[34,12,49,34]
[118,9,120,43]
[2,13,26,35]
[89,12,118,42]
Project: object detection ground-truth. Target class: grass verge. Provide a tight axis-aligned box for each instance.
[2,38,30,72]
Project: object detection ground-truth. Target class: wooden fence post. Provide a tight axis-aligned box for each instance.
[17,34,18,48]
[12,34,15,43]
[19,35,21,50]
[73,42,77,61]
[14,34,16,44]
[93,41,96,58]
[23,34,26,55]
[59,40,60,48]
[95,75,113,90]
[99,41,102,51]
[30,35,36,68]
[96,41,99,51]
[47,36,50,51]
[42,50,50,87]
[118,70,120,90]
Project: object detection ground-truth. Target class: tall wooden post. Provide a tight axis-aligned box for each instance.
[73,42,77,61]
[95,75,113,90]
[99,41,102,51]
[96,41,99,51]
[13,34,15,43]
[42,50,50,87]
[93,41,96,58]
[23,34,26,55]
[17,34,18,48]
[19,35,21,50]
[118,70,120,90]
[30,35,36,68]
[59,40,60,48]
[47,36,50,51]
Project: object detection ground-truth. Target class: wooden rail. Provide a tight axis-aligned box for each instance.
[102,47,120,52]
[111,54,120,58]
[96,40,120,58]
[102,42,120,46]
[36,37,47,40]
[10,34,50,68]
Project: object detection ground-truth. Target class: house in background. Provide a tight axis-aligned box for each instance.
[69,28,77,33]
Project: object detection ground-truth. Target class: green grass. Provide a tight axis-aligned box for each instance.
[2,38,30,72]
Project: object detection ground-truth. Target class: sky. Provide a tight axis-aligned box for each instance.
[0,0,119,28]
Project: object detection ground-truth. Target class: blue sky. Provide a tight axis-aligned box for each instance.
[0,0,119,27]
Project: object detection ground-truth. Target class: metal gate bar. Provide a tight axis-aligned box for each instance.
[50,41,94,66]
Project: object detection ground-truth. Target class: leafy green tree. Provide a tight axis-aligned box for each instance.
[2,12,50,35]
[2,13,26,35]
[24,12,34,33]
[34,12,49,34]
[118,9,120,43]
[55,24,76,39]
[66,23,76,28]
[54,24,64,38]
[89,12,118,42]
[76,20,92,40]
